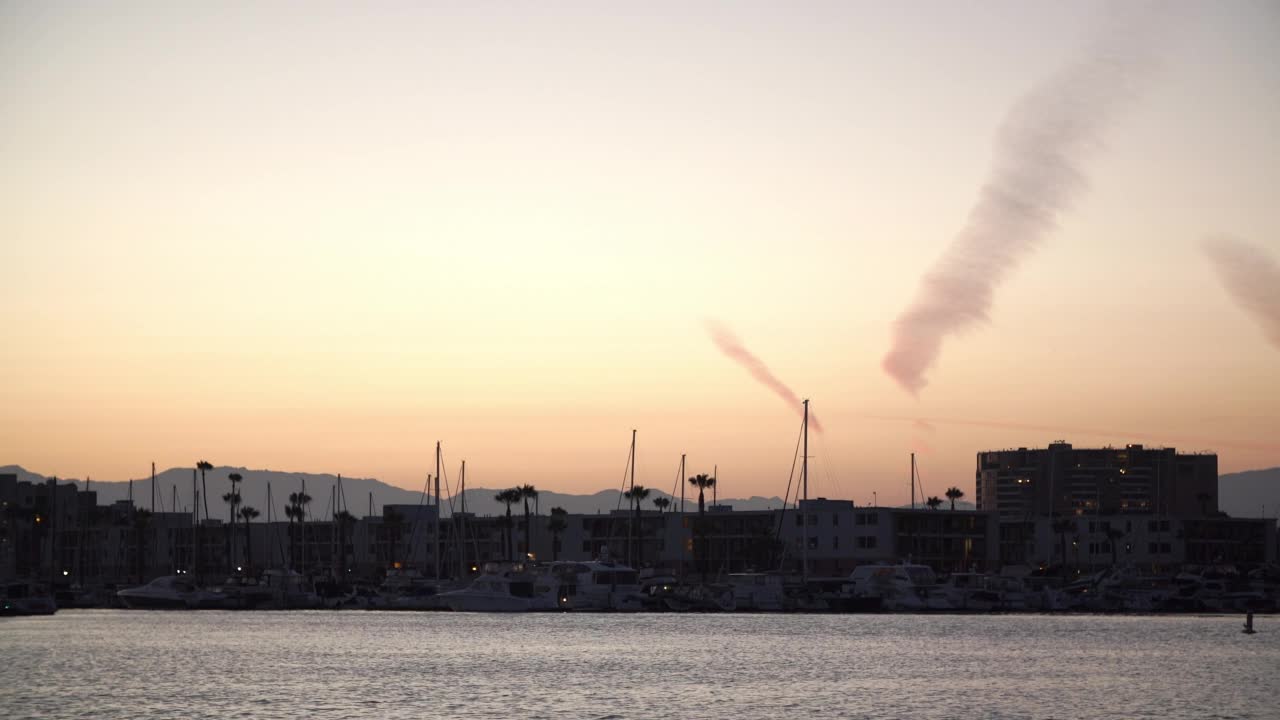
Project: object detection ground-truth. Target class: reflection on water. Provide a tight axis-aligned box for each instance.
[1,611,1276,719]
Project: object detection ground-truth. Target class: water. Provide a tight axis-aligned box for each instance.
[2,611,1277,719]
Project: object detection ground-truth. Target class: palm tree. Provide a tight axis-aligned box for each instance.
[283,502,300,569]
[623,485,651,567]
[285,491,312,571]
[223,474,242,573]
[687,473,716,581]
[653,497,670,514]
[518,484,538,558]
[196,461,213,577]
[239,506,260,572]
[495,489,521,561]
[1106,527,1125,567]
[547,507,568,561]
[196,460,213,521]
[945,486,965,511]
[926,496,942,511]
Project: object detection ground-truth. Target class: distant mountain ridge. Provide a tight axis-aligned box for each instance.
[1218,467,1280,519]
[0,464,787,519]
[7,464,1274,520]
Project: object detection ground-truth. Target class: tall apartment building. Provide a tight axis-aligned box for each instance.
[975,442,1217,520]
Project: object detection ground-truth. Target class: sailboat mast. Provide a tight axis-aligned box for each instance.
[434,441,441,581]
[192,468,198,578]
[459,460,467,577]
[911,452,916,510]
[680,454,686,514]
[802,398,809,583]
[629,430,637,567]
[151,462,156,512]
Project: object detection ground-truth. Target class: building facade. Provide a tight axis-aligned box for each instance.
[976,443,1217,519]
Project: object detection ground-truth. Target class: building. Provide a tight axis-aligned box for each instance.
[996,513,1276,571]
[976,442,1217,519]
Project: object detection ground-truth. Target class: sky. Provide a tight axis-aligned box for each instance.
[2,1,1278,503]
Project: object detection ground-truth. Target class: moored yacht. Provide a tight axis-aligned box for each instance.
[844,563,951,611]
[547,560,644,611]
[727,573,788,611]
[117,575,223,609]
[259,568,322,609]
[437,562,559,612]
[377,569,444,610]
[939,572,1002,611]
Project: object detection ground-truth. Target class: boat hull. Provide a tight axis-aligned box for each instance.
[117,593,191,610]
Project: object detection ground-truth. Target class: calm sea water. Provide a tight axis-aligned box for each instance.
[2,611,1277,719]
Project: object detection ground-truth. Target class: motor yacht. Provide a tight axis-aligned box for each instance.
[437,562,559,612]
[547,560,644,611]
[844,563,951,611]
[378,569,444,610]
[117,575,223,609]
[259,568,322,609]
[725,573,787,611]
[939,572,1002,611]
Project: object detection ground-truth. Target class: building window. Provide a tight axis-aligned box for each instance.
[833,513,840,526]
[795,514,803,527]
[833,536,839,550]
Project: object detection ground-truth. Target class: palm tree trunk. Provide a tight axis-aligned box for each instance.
[505,506,513,561]
[522,498,530,558]
[698,489,706,583]
[634,501,643,568]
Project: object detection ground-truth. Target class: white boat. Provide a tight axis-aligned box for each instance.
[727,573,788,611]
[260,569,322,609]
[437,562,559,612]
[117,575,223,609]
[547,560,644,611]
[2,582,58,616]
[939,573,1002,611]
[845,564,951,611]
[662,582,737,612]
[378,569,444,610]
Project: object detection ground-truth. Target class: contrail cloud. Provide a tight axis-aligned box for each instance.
[705,320,824,432]
[1203,235,1280,350]
[882,10,1156,395]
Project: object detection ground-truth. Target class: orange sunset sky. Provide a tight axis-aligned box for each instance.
[2,2,1278,502]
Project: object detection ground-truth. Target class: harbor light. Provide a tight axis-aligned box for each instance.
[236,566,242,572]
[62,570,69,576]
